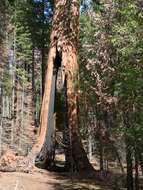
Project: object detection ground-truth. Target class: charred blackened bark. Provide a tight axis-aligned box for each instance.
[126,139,134,190]
[63,79,71,171]
[35,45,62,168]
[35,0,93,172]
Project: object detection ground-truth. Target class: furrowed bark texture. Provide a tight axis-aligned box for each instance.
[36,0,93,172]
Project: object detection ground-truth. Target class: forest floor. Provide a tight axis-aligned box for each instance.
[0,152,126,190]
[0,168,111,190]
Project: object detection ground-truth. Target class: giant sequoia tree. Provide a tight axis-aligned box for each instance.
[35,0,93,172]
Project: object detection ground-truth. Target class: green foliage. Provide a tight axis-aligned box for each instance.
[16,68,29,86]
[111,0,143,103]
[8,0,52,87]
[79,0,143,157]
[2,73,13,96]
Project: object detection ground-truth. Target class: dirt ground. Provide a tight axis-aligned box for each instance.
[0,170,56,190]
[0,168,110,190]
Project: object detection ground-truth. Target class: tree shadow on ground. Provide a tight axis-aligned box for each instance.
[52,180,110,190]
[35,159,126,190]
[45,171,112,190]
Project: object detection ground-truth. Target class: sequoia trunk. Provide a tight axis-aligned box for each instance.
[36,0,93,172]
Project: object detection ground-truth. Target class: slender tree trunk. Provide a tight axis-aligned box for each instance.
[41,0,46,96]
[138,152,143,176]
[97,118,104,171]
[126,139,134,190]
[0,119,2,156]
[99,136,104,171]
[11,29,16,144]
[105,133,125,174]
[124,109,134,190]
[41,47,45,96]
[135,151,139,190]
[32,47,37,127]
[19,85,25,150]
[88,130,93,162]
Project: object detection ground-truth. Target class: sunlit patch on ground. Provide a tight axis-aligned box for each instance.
[0,170,111,190]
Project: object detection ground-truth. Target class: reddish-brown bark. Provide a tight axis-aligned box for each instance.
[36,0,93,172]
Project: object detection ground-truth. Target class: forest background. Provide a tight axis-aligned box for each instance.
[0,0,143,190]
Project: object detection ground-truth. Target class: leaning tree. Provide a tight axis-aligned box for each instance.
[35,0,93,172]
